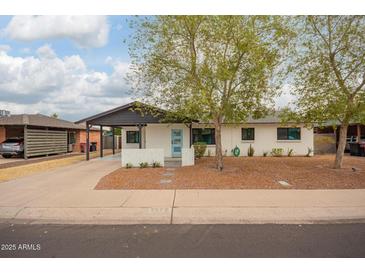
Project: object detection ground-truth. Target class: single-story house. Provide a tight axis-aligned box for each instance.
[78,101,314,167]
[0,114,100,159]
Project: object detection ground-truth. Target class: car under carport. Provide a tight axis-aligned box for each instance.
[0,114,86,159]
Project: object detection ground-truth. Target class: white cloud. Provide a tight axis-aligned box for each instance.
[0,44,11,52]
[0,44,131,120]
[3,16,110,48]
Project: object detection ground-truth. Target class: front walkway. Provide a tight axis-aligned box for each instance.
[0,158,364,224]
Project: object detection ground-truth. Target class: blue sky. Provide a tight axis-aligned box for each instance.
[0,16,135,121]
[0,15,291,122]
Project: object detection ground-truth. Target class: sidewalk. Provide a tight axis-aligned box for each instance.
[0,158,364,224]
[1,189,365,224]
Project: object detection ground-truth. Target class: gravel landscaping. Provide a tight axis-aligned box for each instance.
[95,155,365,190]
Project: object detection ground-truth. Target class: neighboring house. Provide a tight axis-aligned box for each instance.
[78,101,314,166]
[0,114,100,159]
[314,122,365,154]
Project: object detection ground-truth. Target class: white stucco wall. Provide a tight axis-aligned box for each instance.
[121,126,146,149]
[182,147,195,166]
[194,124,314,157]
[145,124,190,157]
[121,148,164,167]
[121,123,314,158]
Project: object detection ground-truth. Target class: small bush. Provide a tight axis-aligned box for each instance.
[263,151,268,157]
[139,162,148,168]
[152,161,161,168]
[287,148,294,157]
[306,147,313,157]
[126,163,133,169]
[193,142,207,158]
[247,144,255,157]
[207,149,211,157]
[271,148,284,157]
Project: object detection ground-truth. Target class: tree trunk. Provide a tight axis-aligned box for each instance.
[334,123,348,169]
[214,117,224,171]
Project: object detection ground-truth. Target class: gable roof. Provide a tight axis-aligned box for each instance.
[0,114,85,129]
[75,101,299,126]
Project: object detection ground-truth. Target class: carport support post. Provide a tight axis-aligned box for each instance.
[112,127,115,155]
[100,125,103,158]
[189,123,193,147]
[24,125,28,160]
[86,122,90,161]
[138,124,142,149]
[357,124,361,143]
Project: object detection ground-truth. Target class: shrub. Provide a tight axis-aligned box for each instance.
[207,149,211,157]
[306,147,314,157]
[139,162,148,168]
[271,148,284,157]
[247,144,255,157]
[126,163,133,169]
[287,148,294,157]
[152,161,161,168]
[263,151,268,157]
[193,142,207,158]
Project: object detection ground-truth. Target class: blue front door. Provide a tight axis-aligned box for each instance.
[171,129,183,157]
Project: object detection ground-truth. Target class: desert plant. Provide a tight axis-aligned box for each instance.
[152,161,161,168]
[126,163,133,169]
[263,151,268,157]
[306,147,314,157]
[287,148,294,157]
[193,142,207,159]
[271,148,284,157]
[247,144,255,157]
[139,162,149,168]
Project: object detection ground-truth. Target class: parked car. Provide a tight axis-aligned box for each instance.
[0,138,24,158]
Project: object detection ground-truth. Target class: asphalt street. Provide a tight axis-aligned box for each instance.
[0,223,364,258]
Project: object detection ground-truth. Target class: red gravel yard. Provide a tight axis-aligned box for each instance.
[95,155,365,190]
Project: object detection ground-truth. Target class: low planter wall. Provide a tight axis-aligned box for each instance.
[182,147,195,166]
[121,148,165,167]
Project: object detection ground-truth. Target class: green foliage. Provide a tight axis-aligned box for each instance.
[287,148,294,157]
[139,162,149,168]
[247,144,255,157]
[126,163,133,169]
[263,151,269,157]
[271,148,284,157]
[128,16,293,170]
[152,161,161,168]
[193,142,207,158]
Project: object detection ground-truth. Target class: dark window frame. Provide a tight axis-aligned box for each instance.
[126,130,140,144]
[277,127,301,140]
[192,128,216,145]
[241,128,255,141]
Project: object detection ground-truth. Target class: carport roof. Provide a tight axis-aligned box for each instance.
[0,114,85,130]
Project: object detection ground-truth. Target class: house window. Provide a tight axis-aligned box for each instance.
[192,128,215,145]
[242,128,255,141]
[126,131,140,143]
[277,128,301,140]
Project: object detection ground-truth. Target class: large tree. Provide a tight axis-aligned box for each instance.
[287,16,365,169]
[128,16,292,170]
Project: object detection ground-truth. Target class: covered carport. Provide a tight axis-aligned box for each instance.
[76,101,167,161]
[0,114,84,159]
